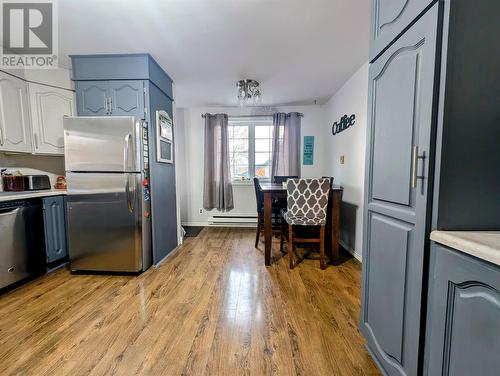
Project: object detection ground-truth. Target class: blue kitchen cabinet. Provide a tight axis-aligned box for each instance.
[43,196,68,263]
[425,243,500,376]
[369,0,435,61]
[360,6,439,375]
[109,80,145,116]
[75,81,108,116]
[361,1,500,375]
[76,80,145,118]
[71,53,177,265]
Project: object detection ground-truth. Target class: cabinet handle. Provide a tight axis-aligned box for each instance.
[0,127,3,146]
[411,145,426,188]
[34,133,39,150]
[109,97,113,114]
[104,97,110,115]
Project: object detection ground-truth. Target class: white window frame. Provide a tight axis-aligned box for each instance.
[228,116,274,182]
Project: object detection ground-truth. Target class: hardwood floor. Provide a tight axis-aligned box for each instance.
[0,228,379,375]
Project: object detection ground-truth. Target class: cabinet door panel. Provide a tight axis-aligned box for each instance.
[76,81,108,116]
[29,83,75,155]
[0,71,32,153]
[109,80,144,117]
[371,52,417,205]
[370,0,435,60]
[361,5,439,376]
[370,0,435,61]
[365,213,411,363]
[426,245,500,376]
[447,284,500,376]
[43,196,68,263]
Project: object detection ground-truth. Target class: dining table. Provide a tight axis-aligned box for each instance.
[260,183,344,266]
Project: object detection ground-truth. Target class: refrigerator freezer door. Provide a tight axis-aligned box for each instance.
[66,172,143,272]
[64,116,141,172]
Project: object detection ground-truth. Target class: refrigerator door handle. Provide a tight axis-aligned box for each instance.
[125,174,134,213]
[124,133,132,171]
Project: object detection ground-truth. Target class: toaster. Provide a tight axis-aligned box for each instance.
[23,175,51,191]
[2,175,25,191]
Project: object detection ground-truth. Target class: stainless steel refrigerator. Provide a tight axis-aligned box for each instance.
[63,116,152,273]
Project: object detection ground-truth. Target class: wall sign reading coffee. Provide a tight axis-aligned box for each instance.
[332,114,355,136]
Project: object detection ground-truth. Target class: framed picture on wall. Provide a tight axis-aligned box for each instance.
[156,110,173,164]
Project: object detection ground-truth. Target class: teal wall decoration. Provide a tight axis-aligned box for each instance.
[303,136,314,165]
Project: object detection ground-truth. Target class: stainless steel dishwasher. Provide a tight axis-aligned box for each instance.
[0,198,46,290]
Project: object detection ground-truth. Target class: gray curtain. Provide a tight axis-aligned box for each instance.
[203,113,234,211]
[271,112,301,179]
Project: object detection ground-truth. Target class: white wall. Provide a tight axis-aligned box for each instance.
[323,63,368,260]
[176,64,369,261]
[176,105,327,225]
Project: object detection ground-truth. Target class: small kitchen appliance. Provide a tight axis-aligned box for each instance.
[2,173,25,192]
[23,175,51,191]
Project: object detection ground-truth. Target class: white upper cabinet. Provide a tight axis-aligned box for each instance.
[28,82,75,155]
[24,68,74,91]
[0,71,32,153]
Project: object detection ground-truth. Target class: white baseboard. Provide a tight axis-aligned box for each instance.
[181,221,256,228]
[339,240,362,262]
[181,221,208,227]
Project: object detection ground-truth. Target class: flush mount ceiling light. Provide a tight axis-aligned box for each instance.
[237,79,262,106]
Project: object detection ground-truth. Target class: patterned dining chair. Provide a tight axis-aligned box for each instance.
[280,178,331,269]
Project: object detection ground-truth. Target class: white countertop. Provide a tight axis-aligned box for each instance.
[431,230,500,266]
[0,189,67,202]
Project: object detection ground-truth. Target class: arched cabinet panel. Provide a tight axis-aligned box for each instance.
[29,83,75,155]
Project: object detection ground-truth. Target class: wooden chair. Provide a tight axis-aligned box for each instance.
[273,176,299,211]
[253,177,281,248]
[280,178,331,269]
[273,175,299,184]
[322,176,334,188]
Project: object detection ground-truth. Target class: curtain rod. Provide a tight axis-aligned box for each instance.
[201,113,304,118]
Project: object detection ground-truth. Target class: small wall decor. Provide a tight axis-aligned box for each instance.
[303,136,314,165]
[156,110,174,164]
[332,114,355,136]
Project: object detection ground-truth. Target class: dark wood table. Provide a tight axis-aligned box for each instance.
[260,183,343,266]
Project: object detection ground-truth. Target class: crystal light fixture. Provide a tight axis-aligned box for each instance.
[237,79,262,106]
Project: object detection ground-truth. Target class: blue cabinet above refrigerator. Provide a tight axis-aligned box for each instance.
[71,53,178,266]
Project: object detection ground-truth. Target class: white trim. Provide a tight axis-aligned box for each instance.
[172,83,183,246]
[181,220,257,228]
[228,118,274,181]
[231,180,255,186]
[181,221,208,227]
[209,223,256,228]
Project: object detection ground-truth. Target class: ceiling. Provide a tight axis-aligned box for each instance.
[59,0,370,107]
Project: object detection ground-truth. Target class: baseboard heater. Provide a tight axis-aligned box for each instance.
[208,215,257,227]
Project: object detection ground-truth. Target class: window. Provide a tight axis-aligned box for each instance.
[228,117,276,181]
